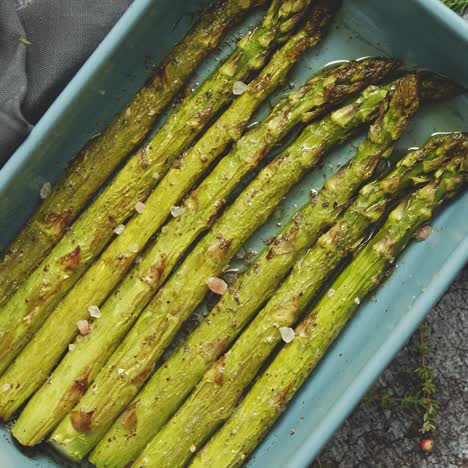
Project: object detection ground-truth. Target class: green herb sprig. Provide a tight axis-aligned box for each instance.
[364,323,438,434]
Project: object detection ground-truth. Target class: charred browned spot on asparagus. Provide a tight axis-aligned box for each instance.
[142,257,168,286]
[70,410,95,434]
[60,246,81,272]
[122,402,139,433]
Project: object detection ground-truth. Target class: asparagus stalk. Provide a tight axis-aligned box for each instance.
[108,74,420,468]
[0,0,266,306]
[0,1,340,421]
[0,0,311,371]
[10,59,397,448]
[39,66,399,460]
[92,96,468,468]
[189,156,468,468]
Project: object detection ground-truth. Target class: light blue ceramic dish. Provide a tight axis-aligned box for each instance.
[0,0,467,466]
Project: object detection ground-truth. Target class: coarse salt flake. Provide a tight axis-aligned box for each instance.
[189,445,196,453]
[206,277,228,295]
[327,288,335,298]
[354,297,360,305]
[68,343,76,352]
[415,224,432,241]
[88,305,101,318]
[171,205,185,217]
[117,368,126,376]
[279,326,295,343]
[135,201,146,213]
[40,182,52,199]
[2,383,11,392]
[77,319,90,335]
[114,224,125,235]
[233,80,248,95]
[152,171,160,179]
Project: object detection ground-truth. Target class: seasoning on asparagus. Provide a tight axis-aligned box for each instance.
[0,0,342,421]
[10,56,398,449]
[92,86,468,468]
[0,0,312,373]
[107,74,422,468]
[0,0,266,306]
[41,70,407,461]
[189,156,467,468]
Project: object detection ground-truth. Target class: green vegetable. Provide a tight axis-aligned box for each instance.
[0,0,265,305]
[0,0,341,421]
[189,155,468,468]
[40,65,400,460]
[13,57,397,451]
[0,0,311,373]
[118,74,422,468]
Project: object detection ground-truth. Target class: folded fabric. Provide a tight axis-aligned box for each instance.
[0,0,132,165]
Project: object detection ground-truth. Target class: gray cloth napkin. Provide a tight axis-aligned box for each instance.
[0,0,133,165]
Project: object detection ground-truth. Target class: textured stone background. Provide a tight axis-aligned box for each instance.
[312,267,468,467]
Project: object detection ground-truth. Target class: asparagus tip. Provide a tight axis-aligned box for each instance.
[418,70,466,100]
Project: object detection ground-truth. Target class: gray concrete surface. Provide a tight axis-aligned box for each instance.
[313,266,468,467]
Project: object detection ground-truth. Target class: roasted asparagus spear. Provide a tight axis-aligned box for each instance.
[189,155,467,468]
[0,0,341,420]
[0,0,312,371]
[0,0,266,305]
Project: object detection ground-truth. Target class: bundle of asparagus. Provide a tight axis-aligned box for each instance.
[0,0,266,306]
[12,58,397,452]
[0,1,465,466]
[0,0,341,419]
[44,76,463,462]
[189,155,467,468]
[88,71,419,466]
[92,92,468,468]
[0,0,314,372]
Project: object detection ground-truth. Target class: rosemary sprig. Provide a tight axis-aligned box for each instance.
[364,323,438,435]
[413,323,438,433]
